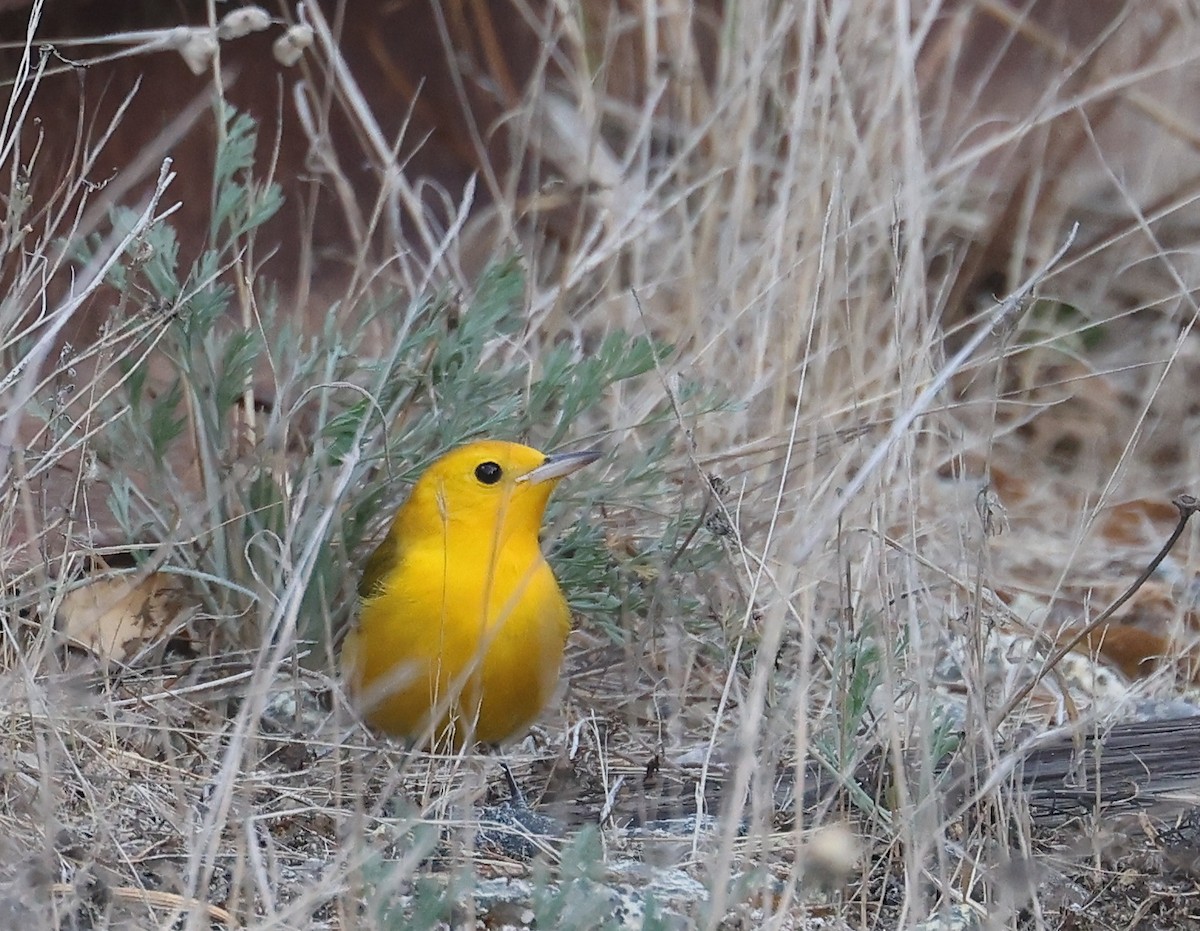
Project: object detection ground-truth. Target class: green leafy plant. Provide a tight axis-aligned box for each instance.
[60,102,722,668]
[528,828,627,931]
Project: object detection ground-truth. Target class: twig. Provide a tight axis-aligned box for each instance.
[598,774,626,825]
[48,883,235,927]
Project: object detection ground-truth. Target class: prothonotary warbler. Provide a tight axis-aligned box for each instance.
[342,441,600,748]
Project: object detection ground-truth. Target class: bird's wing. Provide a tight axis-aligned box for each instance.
[358,529,401,600]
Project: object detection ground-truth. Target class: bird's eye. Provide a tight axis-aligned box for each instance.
[474,461,503,485]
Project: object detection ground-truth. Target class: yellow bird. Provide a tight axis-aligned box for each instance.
[343,440,600,748]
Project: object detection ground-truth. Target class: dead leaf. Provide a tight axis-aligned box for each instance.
[56,573,184,664]
[1098,498,1181,548]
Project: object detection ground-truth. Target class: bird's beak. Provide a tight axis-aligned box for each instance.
[520,449,602,485]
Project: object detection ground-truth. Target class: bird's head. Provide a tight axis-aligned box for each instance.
[399,441,600,547]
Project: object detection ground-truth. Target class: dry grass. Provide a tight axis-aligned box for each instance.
[3,1,1200,928]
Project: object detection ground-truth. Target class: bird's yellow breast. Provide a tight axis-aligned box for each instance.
[346,535,569,746]
[341,440,596,748]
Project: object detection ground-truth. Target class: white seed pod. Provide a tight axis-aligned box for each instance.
[272,23,313,67]
[178,28,217,75]
[217,6,271,41]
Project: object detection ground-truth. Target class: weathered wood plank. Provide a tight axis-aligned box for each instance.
[587,715,1200,829]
